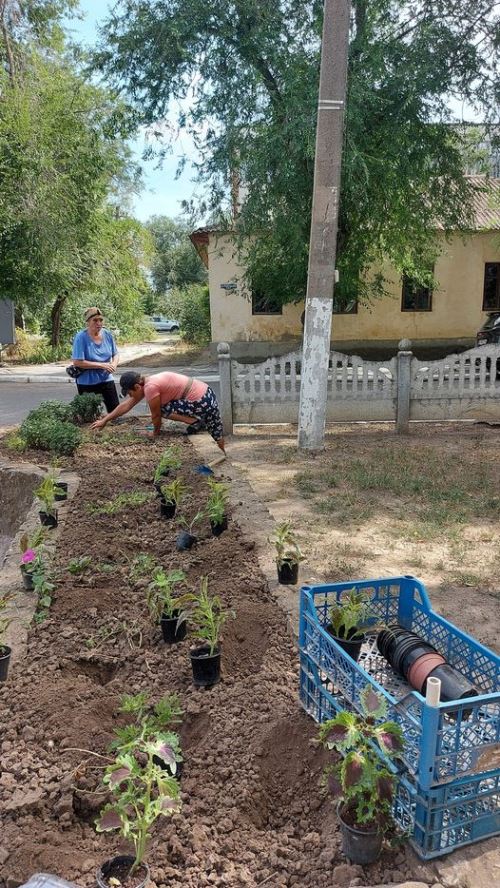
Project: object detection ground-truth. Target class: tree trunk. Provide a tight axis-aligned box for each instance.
[50,295,67,347]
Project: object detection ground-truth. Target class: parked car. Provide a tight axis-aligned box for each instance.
[149,315,180,333]
[476,312,500,346]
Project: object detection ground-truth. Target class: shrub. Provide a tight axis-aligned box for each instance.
[69,393,103,424]
[33,400,73,423]
[20,414,82,455]
[163,283,211,344]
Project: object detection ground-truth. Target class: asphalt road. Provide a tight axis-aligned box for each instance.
[0,379,221,427]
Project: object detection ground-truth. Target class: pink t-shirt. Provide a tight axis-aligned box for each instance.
[143,372,207,406]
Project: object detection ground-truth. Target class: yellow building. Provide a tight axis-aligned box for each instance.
[191,177,500,357]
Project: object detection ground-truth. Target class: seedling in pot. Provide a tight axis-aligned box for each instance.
[176,510,204,550]
[146,568,190,643]
[327,587,376,661]
[319,685,404,865]
[153,445,182,486]
[159,478,186,519]
[96,724,181,885]
[205,478,230,536]
[187,577,234,687]
[19,528,46,590]
[270,520,304,584]
[0,594,13,681]
[35,475,64,526]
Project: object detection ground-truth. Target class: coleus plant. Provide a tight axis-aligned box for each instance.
[109,692,183,775]
[328,587,373,641]
[97,724,181,870]
[319,685,404,831]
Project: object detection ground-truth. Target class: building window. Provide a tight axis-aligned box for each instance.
[483,263,500,311]
[251,289,282,315]
[401,274,433,312]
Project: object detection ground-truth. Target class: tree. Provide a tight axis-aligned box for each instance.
[146,215,206,294]
[95,0,500,305]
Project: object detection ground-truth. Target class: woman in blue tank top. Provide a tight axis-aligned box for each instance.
[71,307,119,413]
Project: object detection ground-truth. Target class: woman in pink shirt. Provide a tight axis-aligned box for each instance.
[91,370,225,452]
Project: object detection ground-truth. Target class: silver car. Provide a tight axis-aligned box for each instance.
[149,315,180,332]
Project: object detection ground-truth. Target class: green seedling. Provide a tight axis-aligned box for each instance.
[146,569,188,622]
[187,576,233,655]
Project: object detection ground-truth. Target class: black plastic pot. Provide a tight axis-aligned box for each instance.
[0,646,11,682]
[190,644,221,688]
[327,628,365,662]
[210,516,228,537]
[160,501,176,519]
[54,481,68,502]
[176,530,197,551]
[160,611,187,644]
[96,856,149,888]
[39,510,57,528]
[20,568,34,591]
[338,805,383,865]
[277,560,299,585]
[377,625,437,678]
[425,663,478,711]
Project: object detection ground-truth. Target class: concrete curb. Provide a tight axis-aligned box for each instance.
[0,375,73,384]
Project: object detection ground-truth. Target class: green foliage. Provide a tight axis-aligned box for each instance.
[162,283,211,345]
[154,445,183,483]
[97,730,181,868]
[319,686,404,830]
[205,478,229,525]
[188,576,233,655]
[328,588,373,641]
[270,520,303,568]
[69,393,103,425]
[97,0,498,305]
[67,556,93,575]
[146,569,188,621]
[88,491,155,516]
[146,216,207,293]
[34,475,64,516]
[160,479,186,508]
[128,553,157,583]
[20,412,83,455]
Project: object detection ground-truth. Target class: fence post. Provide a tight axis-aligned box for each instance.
[217,341,233,436]
[396,339,412,434]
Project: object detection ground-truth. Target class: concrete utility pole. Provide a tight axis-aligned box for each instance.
[297,0,351,450]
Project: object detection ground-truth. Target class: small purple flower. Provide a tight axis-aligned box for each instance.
[21,549,36,565]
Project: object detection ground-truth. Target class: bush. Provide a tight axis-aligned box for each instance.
[162,283,211,345]
[69,393,103,424]
[36,400,74,422]
[19,414,82,455]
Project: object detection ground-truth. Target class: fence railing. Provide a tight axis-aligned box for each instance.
[217,341,500,433]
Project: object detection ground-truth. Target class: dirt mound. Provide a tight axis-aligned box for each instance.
[0,432,417,888]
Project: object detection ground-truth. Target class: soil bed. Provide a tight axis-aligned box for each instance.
[0,429,417,888]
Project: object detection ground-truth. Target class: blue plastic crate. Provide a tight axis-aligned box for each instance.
[394,770,500,859]
[299,576,500,790]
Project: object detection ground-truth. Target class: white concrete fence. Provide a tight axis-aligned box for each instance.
[217,341,500,434]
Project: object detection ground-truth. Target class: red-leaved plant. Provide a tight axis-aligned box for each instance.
[96,732,181,872]
[319,685,404,831]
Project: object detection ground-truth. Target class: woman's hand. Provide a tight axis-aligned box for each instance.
[91,418,108,431]
[98,362,115,373]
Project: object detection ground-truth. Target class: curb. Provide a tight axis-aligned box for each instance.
[0,375,73,384]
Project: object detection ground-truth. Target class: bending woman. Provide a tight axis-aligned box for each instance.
[91,370,226,453]
[71,307,119,413]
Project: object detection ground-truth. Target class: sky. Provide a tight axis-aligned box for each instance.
[66,0,201,222]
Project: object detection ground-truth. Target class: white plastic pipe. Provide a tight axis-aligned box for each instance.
[426,675,441,706]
